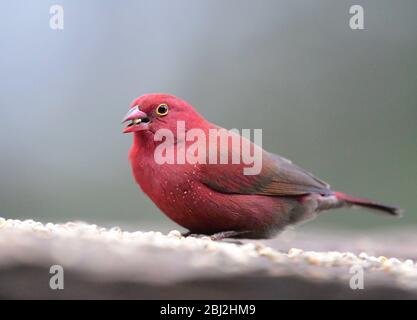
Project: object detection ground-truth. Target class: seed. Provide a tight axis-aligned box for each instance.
[168,230,182,238]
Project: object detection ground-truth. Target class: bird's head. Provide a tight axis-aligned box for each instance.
[122,93,205,136]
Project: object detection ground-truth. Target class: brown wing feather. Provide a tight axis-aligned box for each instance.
[197,128,331,196]
[200,148,332,197]
[255,153,331,196]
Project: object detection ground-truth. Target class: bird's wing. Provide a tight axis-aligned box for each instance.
[199,144,331,197]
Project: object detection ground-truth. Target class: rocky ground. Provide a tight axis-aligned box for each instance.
[0,217,416,299]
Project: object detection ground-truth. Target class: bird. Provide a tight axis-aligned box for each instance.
[122,93,401,240]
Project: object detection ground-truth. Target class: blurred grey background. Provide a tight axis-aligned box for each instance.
[0,0,416,232]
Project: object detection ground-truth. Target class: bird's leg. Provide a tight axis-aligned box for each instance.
[181,231,209,238]
[181,231,193,237]
[209,230,250,241]
[182,230,250,243]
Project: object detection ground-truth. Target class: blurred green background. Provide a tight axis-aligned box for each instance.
[0,0,416,232]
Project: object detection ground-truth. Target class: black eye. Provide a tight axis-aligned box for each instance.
[156,103,169,116]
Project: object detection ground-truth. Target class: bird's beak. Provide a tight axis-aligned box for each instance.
[122,106,150,133]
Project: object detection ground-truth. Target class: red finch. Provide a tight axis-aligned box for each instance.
[122,93,400,240]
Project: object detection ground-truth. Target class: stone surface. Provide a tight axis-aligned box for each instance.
[0,217,416,299]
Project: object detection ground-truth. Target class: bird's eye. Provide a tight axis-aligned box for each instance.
[156,103,169,116]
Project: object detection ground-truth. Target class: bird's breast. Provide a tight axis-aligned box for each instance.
[128,143,297,234]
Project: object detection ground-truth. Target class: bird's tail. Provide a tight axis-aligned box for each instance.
[334,192,402,217]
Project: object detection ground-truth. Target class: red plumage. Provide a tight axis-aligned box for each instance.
[123,93,401,239]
